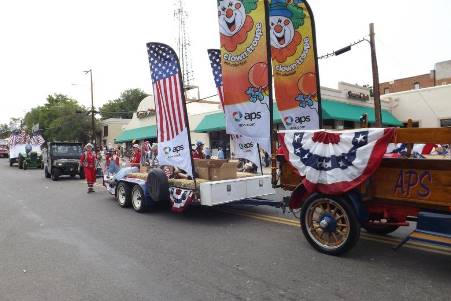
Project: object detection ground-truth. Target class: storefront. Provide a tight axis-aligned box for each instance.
[381,84,451,128]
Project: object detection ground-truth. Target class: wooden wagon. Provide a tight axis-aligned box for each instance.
[278,127,451,255]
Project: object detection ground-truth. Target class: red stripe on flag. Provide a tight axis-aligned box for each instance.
[162,78,175,139]
[157,82,170,141]
[173,76,185,131]
[171,76,181,136]
[168,77,179,136]
[154,83,164,142]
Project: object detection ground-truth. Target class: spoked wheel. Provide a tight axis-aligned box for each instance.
[116,182,131,208]
[300,194,360,256]
[131,185,147,213]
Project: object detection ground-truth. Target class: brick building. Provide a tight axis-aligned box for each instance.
[380,60,451,94]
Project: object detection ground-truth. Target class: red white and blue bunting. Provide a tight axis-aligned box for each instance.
[279,128,394,194]
[169,187,194,213]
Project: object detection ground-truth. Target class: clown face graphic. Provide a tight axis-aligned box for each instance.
[269,15,295,49]
[218,0,247,37]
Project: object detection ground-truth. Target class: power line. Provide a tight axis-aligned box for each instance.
[318,36,369,60]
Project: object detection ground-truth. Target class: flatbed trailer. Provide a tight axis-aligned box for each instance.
[104,169,275,213]
[278,127,451,255]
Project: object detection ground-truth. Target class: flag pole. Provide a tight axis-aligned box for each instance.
[174,53,197,182]
[264,0,275,183]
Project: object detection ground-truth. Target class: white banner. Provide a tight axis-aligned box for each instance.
[157,128,193,177]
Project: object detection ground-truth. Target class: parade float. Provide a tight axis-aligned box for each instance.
[103,0,450,255]
[8,129,45,168]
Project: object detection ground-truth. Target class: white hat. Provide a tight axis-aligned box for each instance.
[133,144,139,148]
[85,143,94,149]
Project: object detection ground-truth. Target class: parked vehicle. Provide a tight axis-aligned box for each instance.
[18,144,43,170]
[0,142,8,158]
[43,142,84,181]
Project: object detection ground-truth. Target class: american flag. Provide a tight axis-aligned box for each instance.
[18,132,29,144]
[147,43,187,142]
[31,134,45,146]
[207,49,224,108]
[8,134,18,147]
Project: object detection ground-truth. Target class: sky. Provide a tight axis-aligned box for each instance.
[1,0,450,124]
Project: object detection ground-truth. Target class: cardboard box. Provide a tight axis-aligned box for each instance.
[194,159,237,181]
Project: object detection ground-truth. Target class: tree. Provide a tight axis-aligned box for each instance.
[23,94,97,143]
[0,117,23,139]
[99,88,148,120]
[0,123,10,139]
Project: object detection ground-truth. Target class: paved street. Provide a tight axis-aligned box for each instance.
[0,159,450,301]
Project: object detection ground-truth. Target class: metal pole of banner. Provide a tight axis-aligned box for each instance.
[304,0,323,129]
[264,0,276,184]
[174,51,197,185]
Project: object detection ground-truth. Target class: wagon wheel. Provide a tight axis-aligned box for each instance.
[300,194,360,256]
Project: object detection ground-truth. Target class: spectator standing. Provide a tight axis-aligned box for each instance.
[192,141,205,159]
[217,147,225,160]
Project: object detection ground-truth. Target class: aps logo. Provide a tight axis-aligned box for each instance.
[284,115,311,127]
[232,111,262,122]
[239,142,254,150]
[233,111,243,122]
[284,116,294,126]
[163,145,185,155]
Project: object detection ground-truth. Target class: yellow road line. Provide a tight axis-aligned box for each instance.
[220,208,451,255]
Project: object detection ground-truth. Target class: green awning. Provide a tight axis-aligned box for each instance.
[322,99,402,126]
[194,99,401,133]
[194,112,226,133]
[115,125,157,143]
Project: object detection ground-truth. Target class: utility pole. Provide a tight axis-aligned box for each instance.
[369,23,382,127]
[84,69,96,146]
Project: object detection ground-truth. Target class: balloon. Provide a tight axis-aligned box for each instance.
[297,72,317,96]
[248,62,268,89]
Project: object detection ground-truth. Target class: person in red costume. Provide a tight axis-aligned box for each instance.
[130,144,141,167]
[192,141,205,160]
[80,143,97,193]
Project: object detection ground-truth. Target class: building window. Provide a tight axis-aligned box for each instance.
[103,126,109,137]
[413,82,420,90]
[344,120,356,129]
[323,119,334,129]
[384,88,390,94]
[440,119,451,128]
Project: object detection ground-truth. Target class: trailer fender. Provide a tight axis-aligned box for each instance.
[289,185,368,222]
[288,184,308,210]
[343,189,369,223]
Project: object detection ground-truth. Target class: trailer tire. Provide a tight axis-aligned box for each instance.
[131,185,148,213]
[300,194,360,256]
[362,224,399,235]
[116,182,131,208]
[146,168,169,203]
